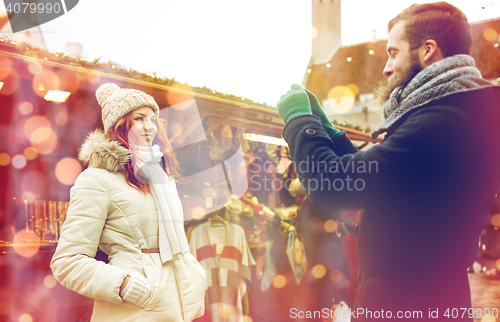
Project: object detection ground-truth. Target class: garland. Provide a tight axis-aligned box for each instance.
[0,38,373,133]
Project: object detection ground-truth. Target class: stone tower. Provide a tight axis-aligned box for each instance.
[311,0,341,65]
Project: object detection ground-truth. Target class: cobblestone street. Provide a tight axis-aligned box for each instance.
[469,273,500,322]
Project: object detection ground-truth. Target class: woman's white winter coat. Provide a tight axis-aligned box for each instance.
[50,130,205,322]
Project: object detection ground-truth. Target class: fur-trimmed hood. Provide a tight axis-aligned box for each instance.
[78,129,130,172]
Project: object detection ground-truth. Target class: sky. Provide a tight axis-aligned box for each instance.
[341,0,500,45]
[1,0,499,106]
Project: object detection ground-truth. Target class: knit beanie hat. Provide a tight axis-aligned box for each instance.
[96,83,160,132]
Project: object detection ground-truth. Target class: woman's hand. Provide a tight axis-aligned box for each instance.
[120,275,131,294]
[120,272,151,308]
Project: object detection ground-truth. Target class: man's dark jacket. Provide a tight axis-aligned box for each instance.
[283,86,500,321]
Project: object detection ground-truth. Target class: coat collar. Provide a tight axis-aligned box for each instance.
[78,129,131,172]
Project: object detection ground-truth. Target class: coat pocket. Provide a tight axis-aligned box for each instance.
[173,254,206,320]
[142,255,161,311]
[184,252,206,287]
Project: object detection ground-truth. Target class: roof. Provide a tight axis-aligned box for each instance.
[0,38,381,144]
[0,37,274,109]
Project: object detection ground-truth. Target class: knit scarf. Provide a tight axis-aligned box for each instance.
[372,54,494,139]
[134,145,190,263]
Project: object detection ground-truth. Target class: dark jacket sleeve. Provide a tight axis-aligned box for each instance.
[282,105,472,213]
[332,131,359,156]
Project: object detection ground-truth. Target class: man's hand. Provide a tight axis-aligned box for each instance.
[276,84,313,124]
[305,89,342,139]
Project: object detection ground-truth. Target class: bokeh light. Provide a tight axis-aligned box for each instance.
[0,70,20,95]
[0,152,10,166]
[329,269,343,282]
[12,155,27,169]
[19,102,34,115]
[218,304,232,319]
[324,220,338,233]
[87,73,101,84]
[169,122,182,138]
[24,147,38,160]
[311,26,318,40]
[191,206,206,220]
[22,192,35,200]
[202,186,216,199]
[13,229,40,257]
[32,70,60,97]
[56,69,80,92]
[22,171,48,195]
[483,28,498,42]
[491,214,500,227]
[326,85,356,114]
[27,61,43,75]
[312,264,327,278]
[22,50,37,61]
[347,56,352,62]
[44,90,71,103]
[33,130,58,155]
[167,90,195,110]
[346,83,359,96]
[55,158,82,185]
[19,314,33,322]
[309,216,322,229]
[480,315,496,322]
[326,63,331,68]
[369,49,374,55]
[0,56,13,80]
[272,274,287,288]
[239,315,253,322]
[55,111,69,126]
[43,275,57,289]
[31,126,52,144]
[24,115,51,142]
[75,72,86,81]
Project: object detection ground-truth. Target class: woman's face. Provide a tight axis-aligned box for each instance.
[130,107,158,146]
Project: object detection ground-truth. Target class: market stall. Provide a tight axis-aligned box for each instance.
[0,38,381,321]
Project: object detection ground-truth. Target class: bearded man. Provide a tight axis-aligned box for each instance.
[276,2,500,321]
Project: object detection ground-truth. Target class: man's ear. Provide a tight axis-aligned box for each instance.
[419,39,444,66]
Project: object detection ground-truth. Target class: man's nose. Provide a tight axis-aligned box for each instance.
[383,60,393,77]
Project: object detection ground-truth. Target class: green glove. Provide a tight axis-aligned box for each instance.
[305,89,342,139]
[277,84,312,124]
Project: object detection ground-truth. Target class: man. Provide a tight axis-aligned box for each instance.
[276,2,500,321]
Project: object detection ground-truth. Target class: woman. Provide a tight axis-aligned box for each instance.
[51,83,205,322]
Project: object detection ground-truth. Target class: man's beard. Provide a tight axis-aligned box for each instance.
[374,51,423,109]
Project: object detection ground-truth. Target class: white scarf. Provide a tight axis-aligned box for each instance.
[133,144,190,263]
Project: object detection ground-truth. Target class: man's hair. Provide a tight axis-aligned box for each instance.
[388,2,472,57]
